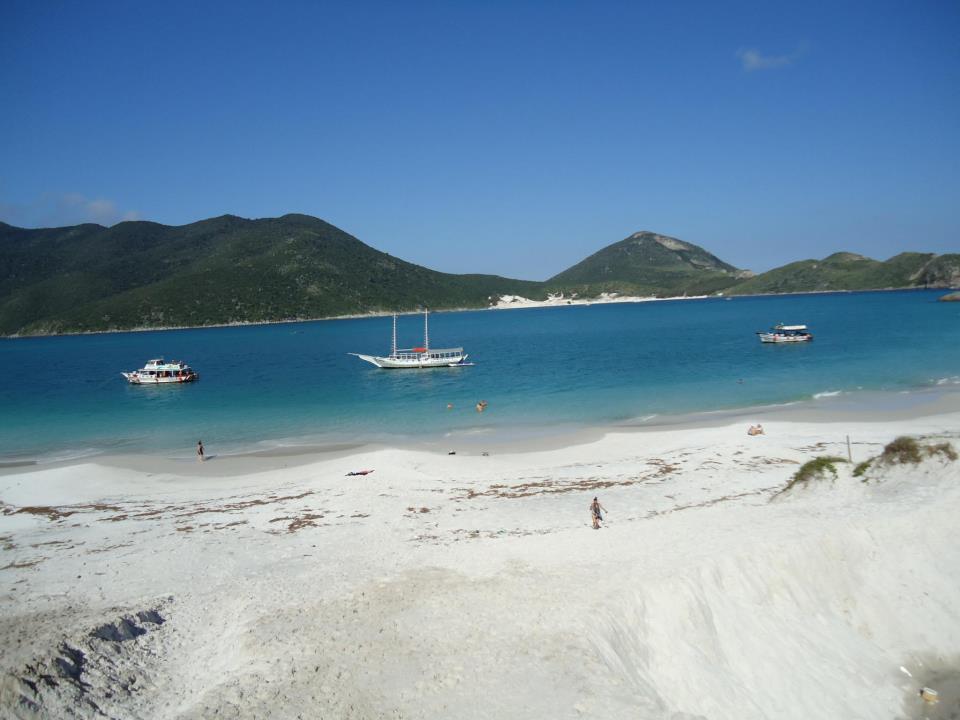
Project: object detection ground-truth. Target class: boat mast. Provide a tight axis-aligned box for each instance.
[391,314,397,356]
[423,309,429,351]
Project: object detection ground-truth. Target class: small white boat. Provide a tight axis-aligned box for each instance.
[757,324,813,343]
[350,311,471,369]
[122,358,199,384]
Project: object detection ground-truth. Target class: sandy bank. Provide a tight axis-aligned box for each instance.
[1,407,958,718]
[490,291,709,310]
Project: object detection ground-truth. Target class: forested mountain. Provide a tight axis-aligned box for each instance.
[0,214,543,335]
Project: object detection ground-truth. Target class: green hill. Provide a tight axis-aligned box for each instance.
[547,231,750,297]
[727,251,960,295]
[2,214,955,336]
[0,214,544,336]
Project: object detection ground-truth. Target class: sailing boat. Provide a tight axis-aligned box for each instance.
[350,310,472,369]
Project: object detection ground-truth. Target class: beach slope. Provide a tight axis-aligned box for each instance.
[1,413,958,719]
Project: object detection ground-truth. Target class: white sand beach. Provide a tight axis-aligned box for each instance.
[490,292,709,310]
[1,404,959,719]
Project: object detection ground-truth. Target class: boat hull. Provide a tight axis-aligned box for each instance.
[122,372,199,384]
[352,353,470,369]
[757,334,812,343]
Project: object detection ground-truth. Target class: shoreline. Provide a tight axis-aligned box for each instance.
[5,383,959,477]
[3,285,954,340]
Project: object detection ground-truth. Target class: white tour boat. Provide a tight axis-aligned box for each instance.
[122,358,199,384]
[757,324,813,343]
[350,311,471,369]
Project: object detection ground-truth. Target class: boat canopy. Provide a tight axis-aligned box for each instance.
[776,325,808,331]
[398,346,463,353]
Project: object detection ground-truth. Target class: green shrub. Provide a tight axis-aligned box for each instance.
[925,442,958,461]
[777,456,848,496]
[879,436,922,465]
[854,437,955,483]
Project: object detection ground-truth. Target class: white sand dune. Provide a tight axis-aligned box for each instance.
[1,412,958,718]
[490,292,708,310]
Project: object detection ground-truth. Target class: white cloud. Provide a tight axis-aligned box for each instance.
[85,198,121,224]
[0,192,140,227]
[737,48,795,72]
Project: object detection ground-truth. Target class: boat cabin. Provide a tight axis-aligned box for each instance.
[391,347,465,362]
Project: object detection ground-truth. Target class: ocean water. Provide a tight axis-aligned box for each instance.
[1,290,958,462]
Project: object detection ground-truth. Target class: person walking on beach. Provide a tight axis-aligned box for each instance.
[197,440,204,462]
[589,496,607,529]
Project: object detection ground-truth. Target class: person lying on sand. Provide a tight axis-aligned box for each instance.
[589,497,607,529]
[747,424,765,436]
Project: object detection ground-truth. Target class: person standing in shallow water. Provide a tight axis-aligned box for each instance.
[197,440,204,462]
[589,496,607,529]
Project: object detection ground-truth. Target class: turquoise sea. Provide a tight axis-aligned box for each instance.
[1,290,958,463]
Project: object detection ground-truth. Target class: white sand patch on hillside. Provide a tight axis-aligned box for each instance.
[1,413,958,718]
[491,292,709,310]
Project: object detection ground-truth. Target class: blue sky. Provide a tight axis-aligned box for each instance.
[1,1,957,279]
